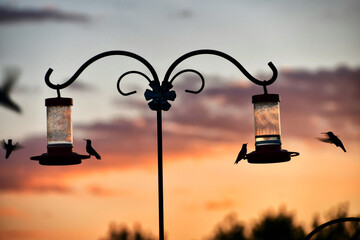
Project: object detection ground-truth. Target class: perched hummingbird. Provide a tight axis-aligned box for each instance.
[84,139,101,159]
[2,139,22,159]
[0,68,21,113]
[318,131,346,152]
[234,143,247,164]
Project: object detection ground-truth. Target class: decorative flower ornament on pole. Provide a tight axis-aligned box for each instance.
[144,81,176,111]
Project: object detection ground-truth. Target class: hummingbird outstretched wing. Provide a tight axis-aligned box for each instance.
[2,70,17,94]
[0,68,21,113]
[317,138,332,143]
[12,142,24,151]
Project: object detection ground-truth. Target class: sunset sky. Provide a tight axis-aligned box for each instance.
[0,1,360,240]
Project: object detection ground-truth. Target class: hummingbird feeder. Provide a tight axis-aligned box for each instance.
[30,97,89,165]
[246,93,299,163]
[29,49,302,240]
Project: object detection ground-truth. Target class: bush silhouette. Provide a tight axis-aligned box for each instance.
[311,203,360,240]
[208,213,247,240]
[250,208,305,240]
[99,222,155,240]
[99,204,360,240]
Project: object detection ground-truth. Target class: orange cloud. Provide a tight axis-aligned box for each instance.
[205,199,234,210]
[87,184,126,197]
[0,230,45,240]
[0,207,26,218]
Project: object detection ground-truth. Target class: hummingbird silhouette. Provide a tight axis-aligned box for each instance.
[0,68,21,113]
[234,143,247,164]
[318,131,346,152]
[2,139,23,159]
[84,139,101,159]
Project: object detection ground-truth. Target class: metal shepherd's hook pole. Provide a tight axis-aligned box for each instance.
[40,49,279,240]
[157,109,164,240]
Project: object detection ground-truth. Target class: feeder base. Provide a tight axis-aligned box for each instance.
[246,149,299,164]
[30,152,90,165]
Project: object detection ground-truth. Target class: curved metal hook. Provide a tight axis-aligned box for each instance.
[117,71,152,96]
[169,69,205,94]
[164,49,278,93]
[45,50,159,94]
[304,217,360,240]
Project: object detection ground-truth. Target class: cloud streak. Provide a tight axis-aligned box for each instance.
[205,199,234,211]
[0,230,45,240]
[0,207,27,218]
[0,5,89,24]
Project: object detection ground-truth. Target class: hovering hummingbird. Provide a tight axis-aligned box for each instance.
[234,143,247,164]
[84,139,101,159]
[0,68,21,113]
[318,131,346,152]
[2,139,23,159]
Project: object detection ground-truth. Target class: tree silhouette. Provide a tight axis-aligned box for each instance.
[250,207,305,240]
[310,203,360,240]
[99,222,156,240]
[99,204,360,240]
[206,207,306,240]
[207,213,247,240]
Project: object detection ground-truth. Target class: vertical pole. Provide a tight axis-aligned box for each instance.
[157,109,165,240]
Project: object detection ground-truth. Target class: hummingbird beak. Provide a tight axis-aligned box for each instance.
[321,132,327,134]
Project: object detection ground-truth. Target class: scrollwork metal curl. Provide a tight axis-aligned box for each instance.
[44,50,159,96]
[163,49,278,94]
[117,71,152,96]
[169,69,205,94]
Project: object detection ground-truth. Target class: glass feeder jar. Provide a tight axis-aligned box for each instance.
[245,93,299,164]
[252,94,281,151]
[31,96,89,165]
[46,97,73,149]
